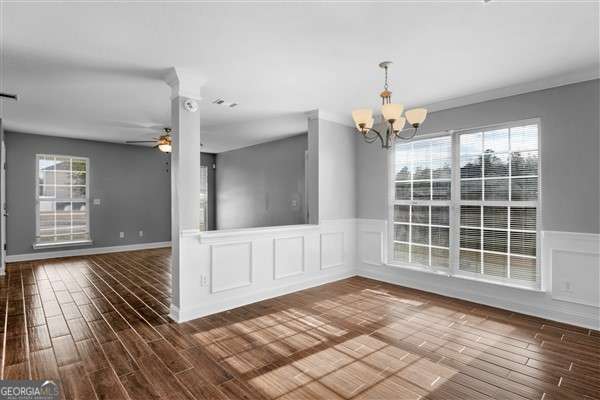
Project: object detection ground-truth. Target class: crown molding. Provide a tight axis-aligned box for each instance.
[305,109,354,127]
[311,68,599,129]
[424,66,599,113]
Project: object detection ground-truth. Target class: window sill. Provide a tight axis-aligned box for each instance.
[384,262,543,292]
[33,240,93,250]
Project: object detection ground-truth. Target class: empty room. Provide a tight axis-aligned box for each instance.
[0,1,598,399]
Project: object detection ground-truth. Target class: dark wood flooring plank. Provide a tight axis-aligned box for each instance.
[89,368,129,400]
[59,362,98,400]
[119,370,162,400]
[4,249,599,400]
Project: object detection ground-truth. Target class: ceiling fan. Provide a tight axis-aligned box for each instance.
[126,127,172,153]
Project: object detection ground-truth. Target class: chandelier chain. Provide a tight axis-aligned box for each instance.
[384,66,389,91]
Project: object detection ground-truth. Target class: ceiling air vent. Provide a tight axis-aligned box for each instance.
[212,98,238,108]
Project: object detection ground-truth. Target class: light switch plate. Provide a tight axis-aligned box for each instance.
[93,198,101,205]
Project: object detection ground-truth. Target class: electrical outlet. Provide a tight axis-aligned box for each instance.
[139,230,144,237]
[562,281,572,292]
[200,275,208,287]
[119,232,125,239]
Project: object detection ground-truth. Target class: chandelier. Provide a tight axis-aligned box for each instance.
[352,61,428,148]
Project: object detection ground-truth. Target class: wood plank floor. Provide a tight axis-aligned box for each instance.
[2,248,599,400]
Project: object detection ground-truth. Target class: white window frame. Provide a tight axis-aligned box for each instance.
[387,118,542,290]
[34,154,92,249]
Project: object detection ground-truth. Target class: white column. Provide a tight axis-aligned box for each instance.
[165,67,205,320]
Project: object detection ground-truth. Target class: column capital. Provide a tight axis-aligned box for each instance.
[305,109,354,127]
[165,67,206,100]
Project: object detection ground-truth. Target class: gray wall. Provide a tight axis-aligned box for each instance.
[318,118,357,221]
[216,133,307,230]
[200,153,216,231]
[5,132,171,255]
[307,116,319,224]
[357,79,600,234]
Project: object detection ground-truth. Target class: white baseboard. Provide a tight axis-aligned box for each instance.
[171,269,355,322]
[5,241,172,262]
[357,265,599,330]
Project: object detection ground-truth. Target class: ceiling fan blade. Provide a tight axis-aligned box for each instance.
[126,140,157,143]
[0,92,18,100]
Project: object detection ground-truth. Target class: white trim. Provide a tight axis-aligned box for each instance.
[173,269,355,322]
[209,241,253,293]
[544,230,600,308]
[359,231,384,266]
[273,236,306,280]
[199,224,318,244]
[169,304,181,322]
[164,67,205,100]
[6,241,171,262]
[357,264,599,330]
[305,109,354,127]
[424,68,599,113]
[35,154,91,246]
[33,239,93,250]
[319,232,345,270]
[382,259,541,292]
[180,229,202,237]
[388,120,541,287]
[308,73,599,129]
[542,230,600,242]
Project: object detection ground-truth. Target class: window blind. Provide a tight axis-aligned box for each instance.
[393,136,452,269]
[391,122,539,286]
[458,125,538,282]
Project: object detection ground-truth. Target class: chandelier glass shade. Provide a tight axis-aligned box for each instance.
[352,62,428,148]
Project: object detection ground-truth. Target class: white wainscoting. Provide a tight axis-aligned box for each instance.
[173,219,356,322]
[320,232,344,269]
[543,231,600,308]
[358,219,386,266]
[210,242,253,293]
[356,218,600,329]
[274,236,305,279]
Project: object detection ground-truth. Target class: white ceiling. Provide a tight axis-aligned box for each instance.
[1,1,598,153]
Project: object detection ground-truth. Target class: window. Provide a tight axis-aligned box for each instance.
[392,136,452,269]
[391,121,540,287]
[35,155,90,247]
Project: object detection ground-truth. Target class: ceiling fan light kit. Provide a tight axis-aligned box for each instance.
[125,127,172,153]
[352,61,428,149]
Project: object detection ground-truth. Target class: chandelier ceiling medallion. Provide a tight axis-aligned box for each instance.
[352,61,428,149]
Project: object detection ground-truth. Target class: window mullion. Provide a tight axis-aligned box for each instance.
[428,143,432,269]
[450,132,460,277]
